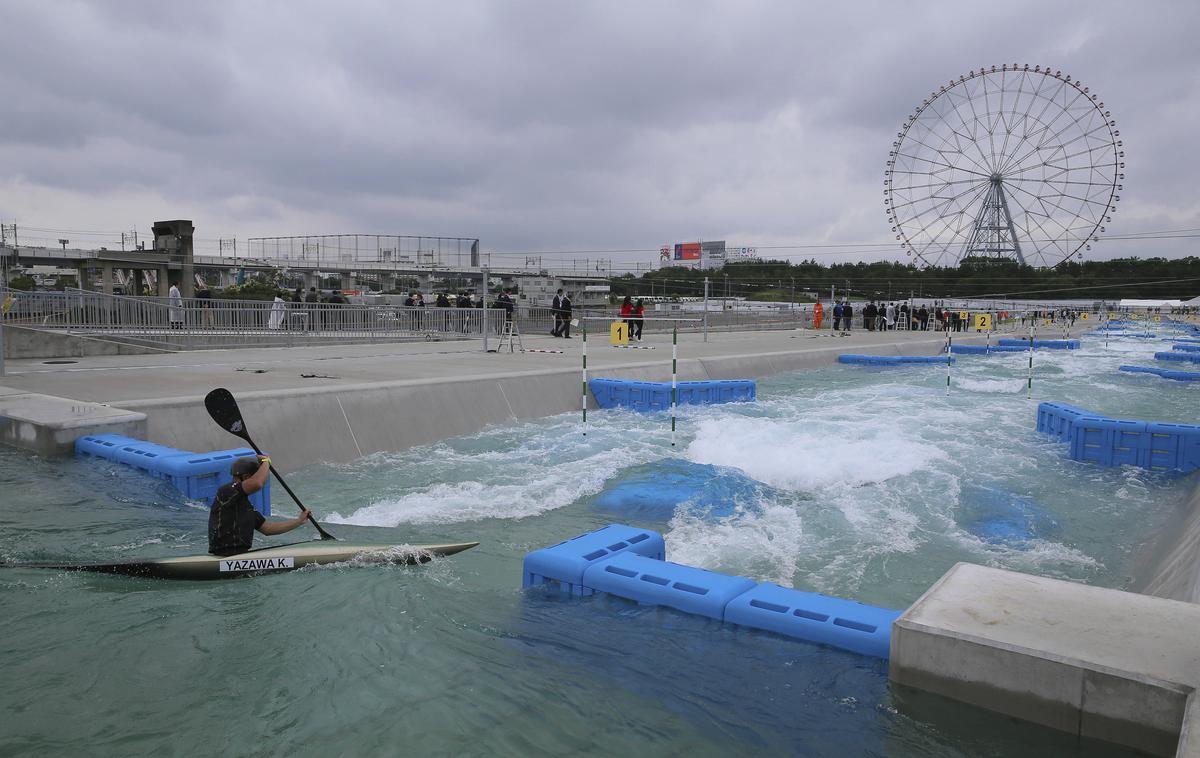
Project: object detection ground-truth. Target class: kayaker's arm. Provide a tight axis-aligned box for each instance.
[258,509,312,536]
[240,456,272,495]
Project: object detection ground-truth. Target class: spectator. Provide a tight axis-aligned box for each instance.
[269,295,286,330]
[496,289,515,322]
[841,300,853,333]
[832,301,843,331]
[631,298,645,341]
[863,301,876,331]
[560,291,573,338]
[168,281,184,329]
[885,302,896,331]
[918,305,929,330]
[551,288,565,337]
[196,282,214,327]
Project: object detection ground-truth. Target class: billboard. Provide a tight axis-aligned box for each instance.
[675,242,701,260]
[701,240,726,260]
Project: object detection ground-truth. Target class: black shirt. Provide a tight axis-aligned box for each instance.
[208,481,266,556]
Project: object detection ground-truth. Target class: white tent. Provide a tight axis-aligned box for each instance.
[1119,298,1183,308]
[1180,295,1200,307]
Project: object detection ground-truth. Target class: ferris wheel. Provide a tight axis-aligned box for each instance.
[884,64,1124,268]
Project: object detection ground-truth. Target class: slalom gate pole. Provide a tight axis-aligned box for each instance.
[581,325,588,436]
[671,324,678,447]
[945,330,952,395]
[1027,319,1035,400]
[1104,311,1109,350]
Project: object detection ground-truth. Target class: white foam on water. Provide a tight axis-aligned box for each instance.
[684,415,943,491]
[326,447,630,525]
[952,377,1026,394]
[665,501,808,586]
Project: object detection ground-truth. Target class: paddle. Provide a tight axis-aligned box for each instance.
[204,387,337,541]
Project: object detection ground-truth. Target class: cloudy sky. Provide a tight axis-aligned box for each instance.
[1,0,1197,270]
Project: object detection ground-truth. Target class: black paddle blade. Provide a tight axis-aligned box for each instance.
[204,388,252,444]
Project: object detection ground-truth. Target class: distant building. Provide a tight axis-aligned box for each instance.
[519,274,610,307]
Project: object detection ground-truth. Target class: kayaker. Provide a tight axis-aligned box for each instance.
[208,456,311,556]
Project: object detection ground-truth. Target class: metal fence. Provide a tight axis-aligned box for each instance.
[0,287,506,351]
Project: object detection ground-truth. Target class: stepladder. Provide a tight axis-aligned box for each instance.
[497,317,524,353]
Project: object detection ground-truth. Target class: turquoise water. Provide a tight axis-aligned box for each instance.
[1,331,1195,756]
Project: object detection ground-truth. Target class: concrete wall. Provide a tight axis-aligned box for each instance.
[3,325,163,359]
[1137,476,1200,604]
[118,335,970,472]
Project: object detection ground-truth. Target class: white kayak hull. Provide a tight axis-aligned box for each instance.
[10,541,480,580]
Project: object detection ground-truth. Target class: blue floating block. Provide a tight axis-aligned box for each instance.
[522,524,665,596]
[1156,351,1200,363]
[998,338,1080,349]
[74,434,271,514]
[949,344,1030,355]
[1171,344,1200,353]
[581,552,756,620]
[1119,365,1200,382]
[838,354,952,365]
[588,378,755,412]
[157,448,272,514]
[1165,337,1200,344]
[723,583,901,658]
[593,460,747,522]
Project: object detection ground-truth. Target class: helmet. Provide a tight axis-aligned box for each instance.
[230,457,261,478]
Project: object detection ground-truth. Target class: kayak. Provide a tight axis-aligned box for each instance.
[4,540,480,580]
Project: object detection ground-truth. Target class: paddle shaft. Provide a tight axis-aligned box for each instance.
[241,437,336,541]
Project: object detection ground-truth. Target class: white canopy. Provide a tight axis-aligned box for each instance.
[1119,298,1183,308]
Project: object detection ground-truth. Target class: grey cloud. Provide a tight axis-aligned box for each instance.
[0,0,1197,265]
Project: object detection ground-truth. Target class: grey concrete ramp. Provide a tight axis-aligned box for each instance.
[0,388,147,457]
[891,562,1200,756]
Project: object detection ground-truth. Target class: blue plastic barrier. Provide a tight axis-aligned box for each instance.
[723,583,900,658]
[1118,365,1200,382]
[998,338,1080,349]
[1165,337,1200,344]
[522,525,901,658]
[949,344,1030,355]
[837,354,952,365]
[583,553,757,621]
[1035,403,1200,473]
[1171,344,1200,353]
[522,524,666,595]
[76,434,271,513]
[588,378,756,412]
[1155,351,1200,364]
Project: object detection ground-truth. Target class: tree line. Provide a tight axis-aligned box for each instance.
[608,256,1200,302]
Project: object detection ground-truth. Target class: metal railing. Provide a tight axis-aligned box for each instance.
[0,287,506,351]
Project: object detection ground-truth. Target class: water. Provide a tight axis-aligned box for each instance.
[1,331,1194,756]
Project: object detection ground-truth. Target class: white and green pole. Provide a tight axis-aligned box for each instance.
[581,325,588,436]
[671,324,678,447]
[945,330,952,394]
[1027,319,1035,400]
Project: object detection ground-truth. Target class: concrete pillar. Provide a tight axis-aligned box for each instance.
[101,263,114,295]
[342,273,357,291]
[303,271,319,290]
[77,264,91,291]
[157,267,170,297]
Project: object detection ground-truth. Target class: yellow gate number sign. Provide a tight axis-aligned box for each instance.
[610,321,629,345]
[974,313,992,331]
[1081,312,1089,320]
[1044,319,1053,326]
[958,311,969,321]
[1154,315,1162,322]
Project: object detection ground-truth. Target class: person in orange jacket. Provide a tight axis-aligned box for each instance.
[813,300,824,330]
